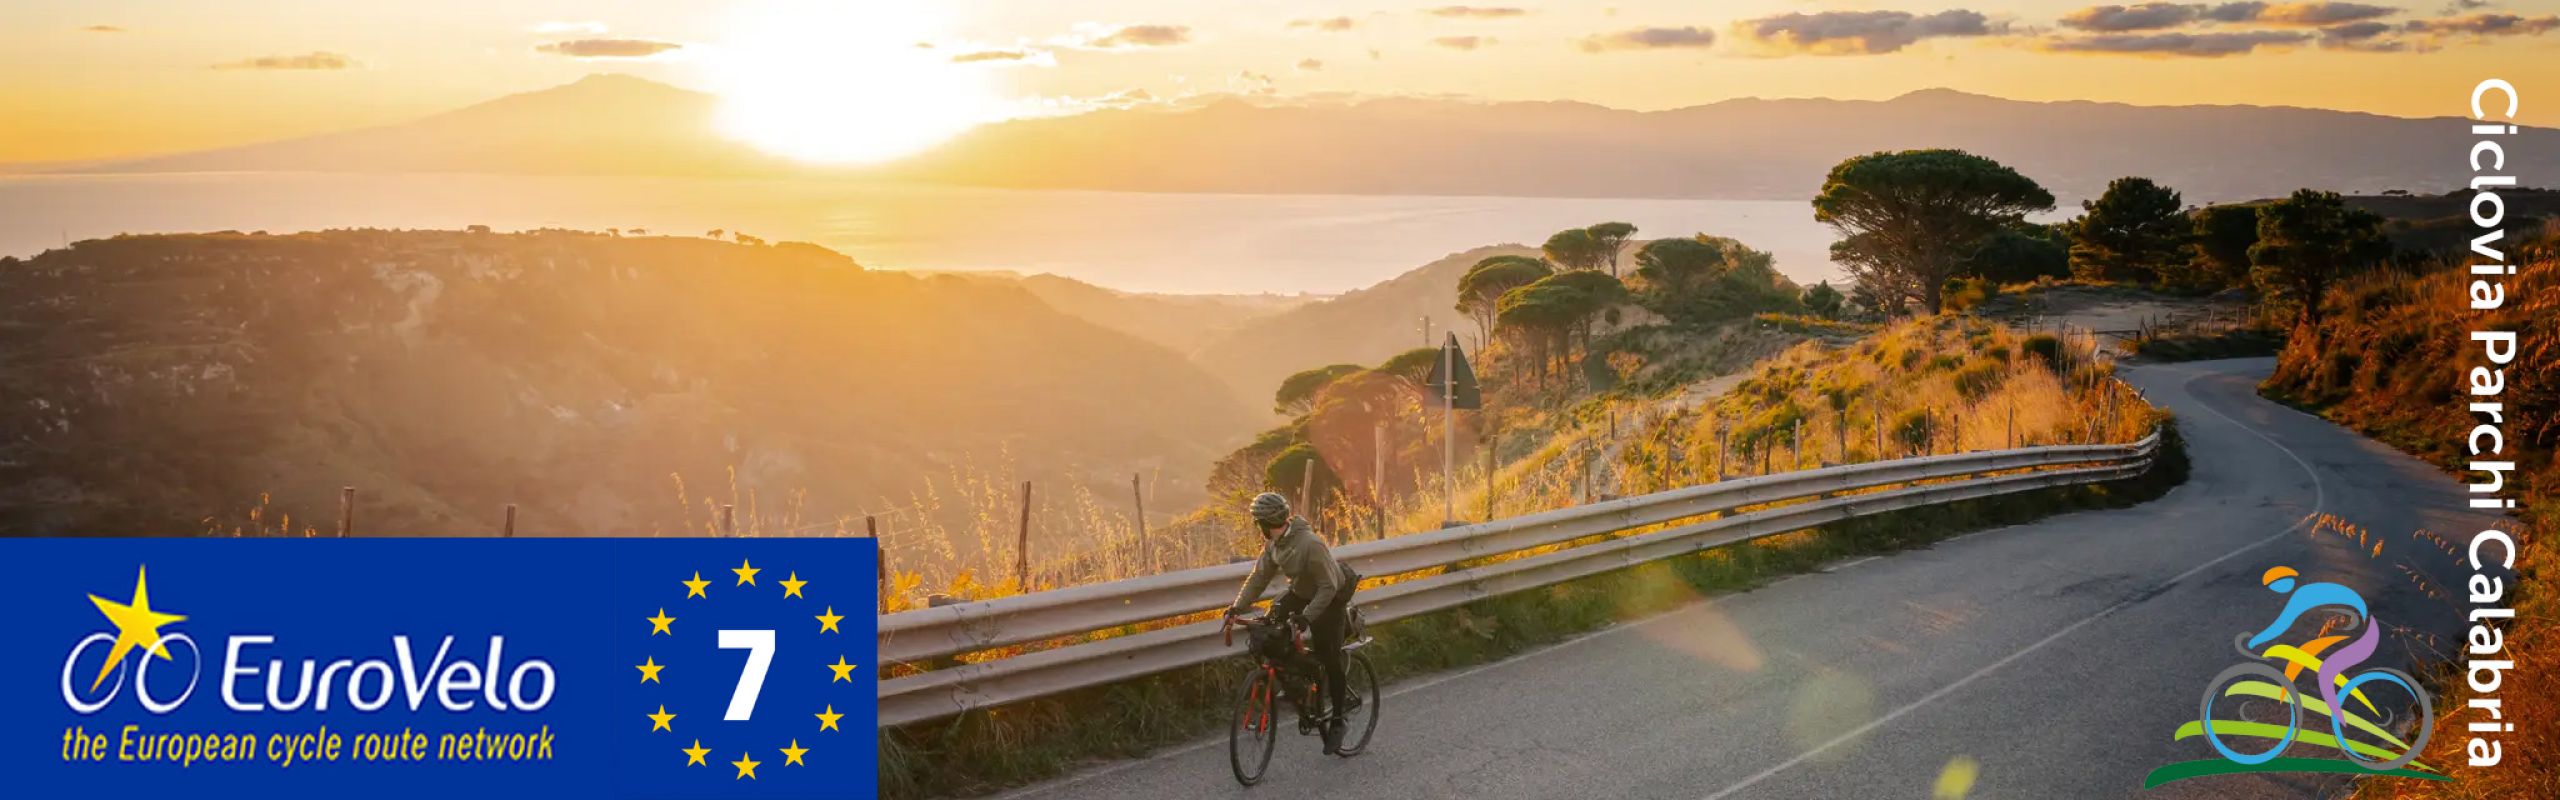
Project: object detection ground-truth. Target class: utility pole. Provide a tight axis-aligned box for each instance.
[1442,337,1456,524]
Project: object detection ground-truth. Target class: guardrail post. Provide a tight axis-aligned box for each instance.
[720,504,735,536]
[338,486,354,538]
[502,503,516,538]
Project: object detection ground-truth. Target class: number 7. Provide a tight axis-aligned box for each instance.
[717,629,775,720]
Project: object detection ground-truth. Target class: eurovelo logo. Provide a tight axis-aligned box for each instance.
[2142,565,2445,787]
[60,564,557,717]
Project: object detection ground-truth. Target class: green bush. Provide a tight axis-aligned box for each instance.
[2022,334,2063,370]
[1954,361,2004,400]
[1891,408,1935,454]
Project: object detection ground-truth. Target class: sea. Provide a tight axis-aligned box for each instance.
[0,172,1848,295]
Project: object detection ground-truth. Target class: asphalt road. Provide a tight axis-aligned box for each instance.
[998,359,2500,800]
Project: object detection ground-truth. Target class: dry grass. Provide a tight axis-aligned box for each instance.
[2263,245,2558,800]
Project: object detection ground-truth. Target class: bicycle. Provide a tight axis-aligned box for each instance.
[1222,611,1381,786]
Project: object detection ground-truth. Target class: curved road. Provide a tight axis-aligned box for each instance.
[999,359,2499,799]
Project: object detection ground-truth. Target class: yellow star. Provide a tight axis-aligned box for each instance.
[647,608,676,636]
[780,740,809,766]
[827,655,858,683]
[647,704,676,732]
[815,705,844,732]
[636,656,665,683]
[814,606,843,634]
[731,752,761,780]
[87,565,187,692]
[732,558,760,586]
[682,739,710,766]
[682,571,710,599]
[779,572,808,599]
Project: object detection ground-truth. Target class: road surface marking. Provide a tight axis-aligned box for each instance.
[1698,366,2328,800]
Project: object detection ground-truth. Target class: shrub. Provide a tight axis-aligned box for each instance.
[1891,408,1934,454]
[2022,334,2063,370]
[1954,361,2004,400]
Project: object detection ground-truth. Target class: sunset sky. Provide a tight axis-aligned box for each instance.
[6,0,2558,163]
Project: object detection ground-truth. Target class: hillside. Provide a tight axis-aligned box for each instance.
[1192,244,1536,412]
[930,271,1318,357]
[80,77,2560,204]
[0,230,1260,539]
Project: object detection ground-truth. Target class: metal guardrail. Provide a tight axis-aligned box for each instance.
[876,434,2160,727]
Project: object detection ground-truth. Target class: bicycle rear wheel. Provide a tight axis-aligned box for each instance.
[1333,653,1381,757]
[1230,666,1280,785]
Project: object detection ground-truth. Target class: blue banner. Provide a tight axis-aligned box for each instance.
[0,537,880,799]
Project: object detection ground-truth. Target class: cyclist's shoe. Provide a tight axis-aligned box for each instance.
[1321,719,1345,755]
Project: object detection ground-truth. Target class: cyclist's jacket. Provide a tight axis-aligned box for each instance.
[1231,517,1352,615]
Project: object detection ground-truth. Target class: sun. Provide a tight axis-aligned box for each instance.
[705,1,1009,164]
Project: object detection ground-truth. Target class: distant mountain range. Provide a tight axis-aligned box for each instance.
[73,75,2559,204]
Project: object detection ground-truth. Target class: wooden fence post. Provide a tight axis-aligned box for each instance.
[719,504,736,537]
[1716,417,1729,481]
[338,487,354,538]
[1015,481,1034,590]
[502,504,516,538]
[869,515,887,614]
[1373,424,1387,539]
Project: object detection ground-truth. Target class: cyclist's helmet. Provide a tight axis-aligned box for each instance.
[1249,492,1292,527]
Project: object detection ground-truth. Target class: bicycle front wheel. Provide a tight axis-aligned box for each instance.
[1230,666,1280,786]
[1334,653,1382,757]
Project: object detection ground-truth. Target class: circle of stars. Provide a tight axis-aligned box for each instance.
[639,557,857,779]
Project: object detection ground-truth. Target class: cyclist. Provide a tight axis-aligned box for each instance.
[1226,492,1361,754]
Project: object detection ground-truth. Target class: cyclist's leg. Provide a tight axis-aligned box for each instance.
[1311,595,1351,718]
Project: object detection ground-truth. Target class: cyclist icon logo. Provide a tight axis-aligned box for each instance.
[2142,565,2447,788]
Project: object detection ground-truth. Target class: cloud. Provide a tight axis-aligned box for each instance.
[82,24,125,33]
[2250,2,2402,25]
[953,49,1032,63]
[2402,11,2560,34]
[534,38,682,59]
[1432,35,1493,50]
[2199,2,2273,22]
[1428,6,1530,18]
[1733,10,2005,55]
[1290,16,1359,32]
[211,51,357,70]
[2319,19,2407,47]
[1578,26,1718,52]
[2059,4,2205,31]
[1297,58,1326,71]
[2040,29,2313,54]
[1087,24,1192,48]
